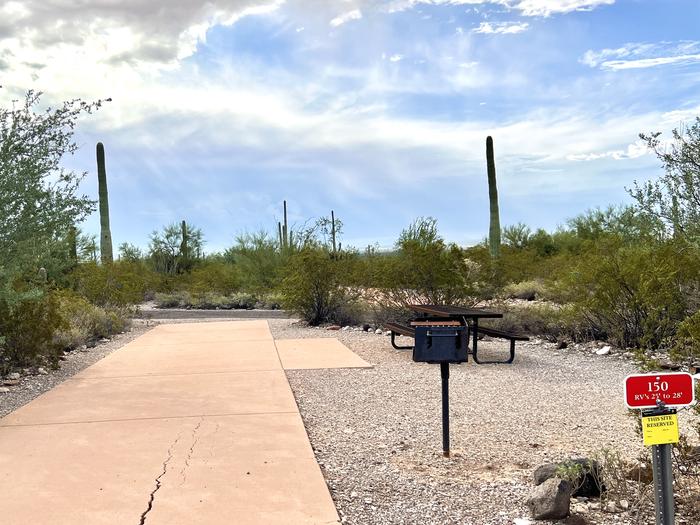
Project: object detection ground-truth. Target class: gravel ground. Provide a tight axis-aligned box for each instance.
[0,321,153,418]
[268,319,696,525]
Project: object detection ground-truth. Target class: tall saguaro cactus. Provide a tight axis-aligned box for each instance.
[486,136,501,259]
[331,210,337,255]
[96,142,113,264]
[283,200,289,250]
[180,220,189,260]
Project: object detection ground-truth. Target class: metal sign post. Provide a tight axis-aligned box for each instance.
[624,372,695,525]
[643,402,676,525]
[440,363,450,457]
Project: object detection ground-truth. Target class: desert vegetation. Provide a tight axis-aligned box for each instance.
[2,87,700,521]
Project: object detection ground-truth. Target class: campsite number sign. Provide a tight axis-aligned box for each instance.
[624,372,695,409]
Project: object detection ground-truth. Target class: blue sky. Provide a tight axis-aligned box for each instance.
[2,0,699,252]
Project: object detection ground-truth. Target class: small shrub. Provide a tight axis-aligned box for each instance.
[71,261,158,306]
[502,280,547,301]
[154,291,192,308]
[0,290,65,368]
[53,291,131,349]
[279,247,359,325]
[484,303,593,342]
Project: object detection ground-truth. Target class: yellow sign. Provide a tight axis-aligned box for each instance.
[642,414,680,446]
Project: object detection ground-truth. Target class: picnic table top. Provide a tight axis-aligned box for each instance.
[408,304,503,319]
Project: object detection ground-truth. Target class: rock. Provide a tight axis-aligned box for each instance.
[625,463,653,483]
[86,340,97,348]
[0,387,10,393]
[595,346,611,356]
[326,325,341,331]
[2,379,20,386]
[362,324,371,332]
[375,329,382,334]
[604,501,617,513]
[658,358,681,370]
[619,499,629,510]
[533,464,558,485]
[526,477,571,520]
[342,326,350,331]
[37,367,48,375]
[557,340,568,349]
[384,331,391,336]
[7,372,20,380]
[534,459,602,498]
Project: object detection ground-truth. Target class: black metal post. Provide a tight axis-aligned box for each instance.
[440,362,450,457]
[652,443,674,525]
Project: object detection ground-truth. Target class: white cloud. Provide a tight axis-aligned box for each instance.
[384,0,613,17]
[473,21,529,34]
[330,8,363,26]
[514,0,614,16]
[582,41,700,70]
[389,53,404,62]
[567,140,649,161]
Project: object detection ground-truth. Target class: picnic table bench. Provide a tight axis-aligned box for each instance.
[384,304,529,364]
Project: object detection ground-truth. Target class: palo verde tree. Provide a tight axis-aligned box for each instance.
[629,117,700,243]
[0,90,105,279]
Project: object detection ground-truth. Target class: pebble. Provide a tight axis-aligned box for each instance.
[596,346,611,356]
[0,387,9,394]
[37,367,48,375]
[7,372,20,380]
[375,329,382,334]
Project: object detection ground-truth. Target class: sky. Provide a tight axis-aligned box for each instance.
[1,0,699,252]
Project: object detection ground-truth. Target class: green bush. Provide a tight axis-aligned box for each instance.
[562,238,699,349]
[671,310,700,364]
[0,290,65,370]
[484,303,591,342]
[178,261,241,295]
[53,291,131,350]
[502,280,548,301]
[71,261,158,306]
[371,218,479,320]
[279,247,359,325]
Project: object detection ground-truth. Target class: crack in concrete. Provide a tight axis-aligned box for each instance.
[138,431,183,525]
[179,417,204,486]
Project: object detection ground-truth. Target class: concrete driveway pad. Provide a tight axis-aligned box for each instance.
[77,341,281,378]
[0,321,341,524]
[276,338,372,370]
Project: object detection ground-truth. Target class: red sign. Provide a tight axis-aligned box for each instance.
[625,372,696,409]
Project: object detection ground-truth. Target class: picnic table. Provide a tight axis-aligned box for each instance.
[384,304,529,364]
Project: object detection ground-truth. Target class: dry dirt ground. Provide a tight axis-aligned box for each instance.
[2,317,695,524]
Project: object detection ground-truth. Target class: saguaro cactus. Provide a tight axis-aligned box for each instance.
[96,142,113,264]
[486,136,501,259]
[331,210,337,255]
[68,225,78,264]
[283,200,289,250]
[180,220,189,260]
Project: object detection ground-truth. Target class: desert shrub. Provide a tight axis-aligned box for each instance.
[0,289,65,370]
[502,280,548,301]
[483,303,592,342]
[371,218,480,320]
[279,247,359,325]
[670,310,700,364]
[53,291,131,350]
[179,261,241,295]
[561,238,699,349]
[224,231,284,295]
[71,261,158,306]
[154,291,192,308]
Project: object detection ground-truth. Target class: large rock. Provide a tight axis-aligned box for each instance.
[527,478,571,520]
[533,459,602,498]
